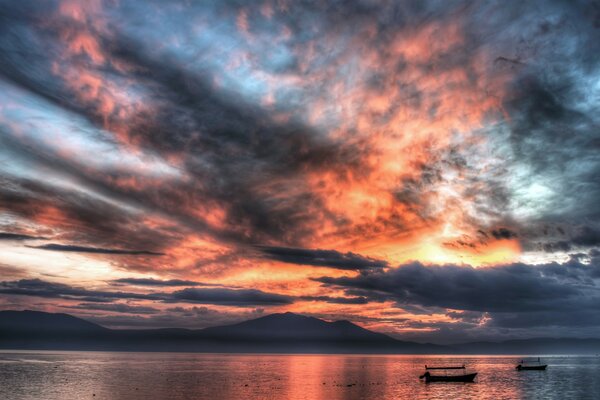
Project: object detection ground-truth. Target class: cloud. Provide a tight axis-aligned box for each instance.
[0,0,599,340]
[0,263,27,278]
[170,288,294,306]
[0,0,511,255]
[543,226,600,253]
[257,246,388,270]
[0,232,46,241]
[491,228,518,240]
[111,278,220,287]
[316,260,599,312]
[64,303,159,315]
[299,295,370,305]
[315,257,600,329]
[0,279,160,302]
[0,176,174,260]
[0,278,294,307]
[30,244,164,255]
[1,0,596,266]
[0,277,382,308]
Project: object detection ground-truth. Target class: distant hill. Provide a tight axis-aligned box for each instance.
[201,312,396,342]
[453,337,600,355]
[196,312,443,353]
[1,310,599,354]
[0,310,106,333]
[0,310,443,353]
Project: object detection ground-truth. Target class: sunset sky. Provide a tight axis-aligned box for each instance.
[0,0,599,344]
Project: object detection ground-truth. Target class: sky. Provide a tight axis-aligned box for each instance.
[0,0,599,344]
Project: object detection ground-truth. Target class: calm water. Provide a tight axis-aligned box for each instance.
[0,351,599,399]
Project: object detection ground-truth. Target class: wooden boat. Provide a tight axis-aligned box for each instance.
[516,358,547,371]
[516,364,547,370]
[419,371,477,383]
[425,365,465,370]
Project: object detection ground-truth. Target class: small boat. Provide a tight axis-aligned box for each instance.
[517,365,547,370]
[425,365,465,370]
[419,371,477,383]
[420,365,477,383]
[516,357,547,371]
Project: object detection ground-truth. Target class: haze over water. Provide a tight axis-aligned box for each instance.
[1,351,598,400]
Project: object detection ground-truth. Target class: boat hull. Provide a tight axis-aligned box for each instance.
[516,365,547,370]
[423,372,477,383]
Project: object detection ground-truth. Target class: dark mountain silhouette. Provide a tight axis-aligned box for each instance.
[1,310,599,354]
[195,312,427,353]
[453,337,600,355]
[0,310,106,333]
[201,312,396,342]
[0,310,443,353]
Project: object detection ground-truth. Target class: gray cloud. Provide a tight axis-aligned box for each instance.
[170,288,294,306]
[111,278,221,287]
[30,244,164,255]
[64,303,159,315]
[0,232,46,241]
[0,279,294,307]
[0,0,599,342]
[0,176,174,258]
[0,0,598,255]
[0,279,160,302]
[257,246,388,271]
[543,226,600,253]
[315,257,600,332]
[316,260,600,312]
[491,228,518,240]
[299,295,370,305]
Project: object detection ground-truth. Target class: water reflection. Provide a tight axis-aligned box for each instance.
[0,352,598,399]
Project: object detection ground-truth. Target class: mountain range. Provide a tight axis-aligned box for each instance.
[1,310,599,355]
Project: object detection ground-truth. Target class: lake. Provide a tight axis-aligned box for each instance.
[0,351,598,399]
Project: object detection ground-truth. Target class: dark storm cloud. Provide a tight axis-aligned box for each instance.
[0,278,295,307]
[0,279,160,301]
[111,278,219,287]
[543,226,600,252]
[458,0,600,247]
[542,241,573,253]
[170,288,294,306]
[0,232,46,241]
[491,228,517,240]
[0,0,599,341]
[0,0,597,253]
[572,226,600,247]
[299,295,370,305]
[95,41,362,244]
[1,277,376,307]
[257,246,388,270]
[0,176,173,256]
[30,243,164,255]
[497,3,600,240]
[315,259,600,327]
[0,0,367,248]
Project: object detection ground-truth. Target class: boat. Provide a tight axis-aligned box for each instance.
[420,365,477,383]
[516,357,547,371]
[419,371,477,383]
[517,365,547,370]
[425,365,465,370]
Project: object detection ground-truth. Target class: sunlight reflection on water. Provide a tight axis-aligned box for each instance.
[0,351,598,399]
